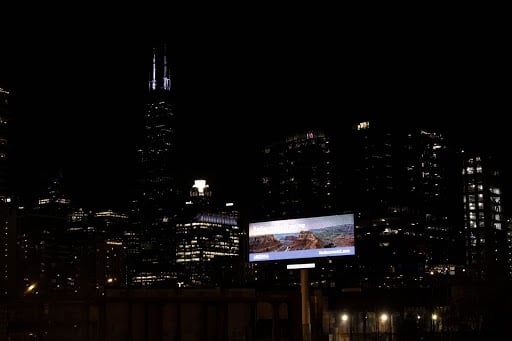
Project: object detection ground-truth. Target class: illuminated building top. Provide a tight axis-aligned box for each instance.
[193,180,208,195]
[149,44,171,93]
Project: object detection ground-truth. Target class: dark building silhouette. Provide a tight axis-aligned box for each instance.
[130,43,180,287]
[11,175,76,297]
[345,119,465,288]
[3,169,136,298]
[89,209,131,290]
[257,129,338,221]
[0,87,11,205]
[5,173,131,298]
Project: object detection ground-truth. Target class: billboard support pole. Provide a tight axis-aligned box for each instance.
[301,268,311,341]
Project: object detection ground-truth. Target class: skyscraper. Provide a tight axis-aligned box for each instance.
[348,119,464,287]
[0,87,11,205]
[175,180,242,287]
[258,129,338,221]
[130,44,179,287]
[462,154,507,280]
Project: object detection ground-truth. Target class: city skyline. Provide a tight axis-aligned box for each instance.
[1,18,509,209]
[2,13,512,339]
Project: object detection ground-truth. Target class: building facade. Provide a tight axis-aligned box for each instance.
[348,119,465,288]
[130,43,180,287]
[257,129,338,222]
[462,154,507,280]
[176,180,243,287]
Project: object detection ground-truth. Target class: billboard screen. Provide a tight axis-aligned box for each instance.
[248,213,355,262]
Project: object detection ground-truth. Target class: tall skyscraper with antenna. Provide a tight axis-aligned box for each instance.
[130,43,179,286]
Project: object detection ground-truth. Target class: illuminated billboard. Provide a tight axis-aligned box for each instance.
[248,213,355,262]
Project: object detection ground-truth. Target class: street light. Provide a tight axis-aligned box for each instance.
[380,313,388,323]
[24,282,37,295]
[431,313,438,333]
[378,313,390,341]
[341,313,352,341]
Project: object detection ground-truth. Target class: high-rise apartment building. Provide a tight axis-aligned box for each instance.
[348,119,464,287]
[130,44,179,287]
[462,154,507,280]
[258,129,338,221]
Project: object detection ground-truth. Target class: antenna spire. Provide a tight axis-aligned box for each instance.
[163,43,171,91]
[149,48,157,91]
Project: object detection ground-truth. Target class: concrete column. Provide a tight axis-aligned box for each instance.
[301,269,311,341]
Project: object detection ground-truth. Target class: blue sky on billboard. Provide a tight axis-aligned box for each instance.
[248,214,355,262]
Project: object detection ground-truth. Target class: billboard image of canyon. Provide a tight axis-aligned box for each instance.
[248,214,355,262]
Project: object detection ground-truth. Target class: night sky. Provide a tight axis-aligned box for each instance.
[1,11,510,209]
